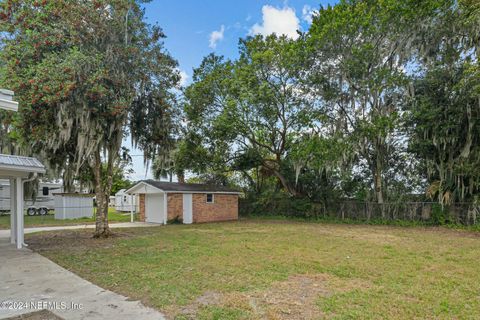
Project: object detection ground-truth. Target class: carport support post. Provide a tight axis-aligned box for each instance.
[163,193,167,225]
[15,177,24,249]
[9,178,16,244]
[130,195,134,223]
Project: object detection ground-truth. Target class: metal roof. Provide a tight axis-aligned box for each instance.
[0,154,46,174]
[0,89,14,95]
[135,180,241,193]
[0,88,18,112]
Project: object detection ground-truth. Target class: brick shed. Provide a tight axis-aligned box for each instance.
[125,180,241,224]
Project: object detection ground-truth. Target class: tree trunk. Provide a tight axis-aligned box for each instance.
[177,170,185,183]
[241,170,256,191]
[92,150,112,238]
[274,170,299,197]
[374,168,384,204]
[369,145,385,205]
[373,156,385,218]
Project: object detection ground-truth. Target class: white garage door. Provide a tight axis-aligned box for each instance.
[145,194,164,224]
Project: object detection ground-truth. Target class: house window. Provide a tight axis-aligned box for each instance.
[206,193,214,203]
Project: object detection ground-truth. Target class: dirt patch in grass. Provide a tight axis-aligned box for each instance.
[177,291,224,318]
[245,274,331,319]
[26,228,161,252]
[173,273,373,320]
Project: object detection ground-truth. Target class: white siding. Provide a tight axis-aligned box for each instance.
[115,189,138,212]
[54,194,93,220]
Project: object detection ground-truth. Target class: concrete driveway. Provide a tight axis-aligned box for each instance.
[0,227,164,320]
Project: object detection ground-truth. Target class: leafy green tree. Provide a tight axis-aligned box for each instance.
[407,64,480,204]
[75,151,133,195]
[305,0,448,204]
[1,0,179,236]
[152,143,186,183]
[183,36,322,196]
[405,0,480,205]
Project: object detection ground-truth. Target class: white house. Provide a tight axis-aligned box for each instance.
[0,89,46,249]
[108,196,115,207]
[115,189,137,212]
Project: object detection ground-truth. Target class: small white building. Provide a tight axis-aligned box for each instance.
[54,193,94,220]
[108,196,115,207]
[115,189,137,212]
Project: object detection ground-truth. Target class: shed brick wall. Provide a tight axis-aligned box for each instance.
[167,193,183,221]
[192,193,238,223]
[138,192,238,224]
[138,194,145,222]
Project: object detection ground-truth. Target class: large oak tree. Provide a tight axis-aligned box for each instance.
[1,0,179,236]
[182,36,320,196]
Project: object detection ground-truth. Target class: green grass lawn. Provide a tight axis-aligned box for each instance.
[26,220,480,319]
[0,208,136,229]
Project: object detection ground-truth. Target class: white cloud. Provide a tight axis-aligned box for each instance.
[249,5,300,39]
[302,5,315,24]
[209,25,225,49]
[233,22,242,29]
[178,70,189,87]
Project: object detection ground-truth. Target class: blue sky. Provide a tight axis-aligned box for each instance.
[128,0,337,181]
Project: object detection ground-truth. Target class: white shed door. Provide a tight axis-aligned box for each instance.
[145,194,164,224]
[183,194,193,224]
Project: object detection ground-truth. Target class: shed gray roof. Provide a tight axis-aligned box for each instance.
[0,154,46,173]
[141,180,241,193]
[115,189,127,195]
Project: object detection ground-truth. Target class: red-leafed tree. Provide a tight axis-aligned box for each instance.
[0,0,179,237]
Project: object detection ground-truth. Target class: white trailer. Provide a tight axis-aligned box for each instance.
[0,179,63,215]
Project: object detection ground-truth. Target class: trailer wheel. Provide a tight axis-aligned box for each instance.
[27,207,37,216]
[38,207,48,216]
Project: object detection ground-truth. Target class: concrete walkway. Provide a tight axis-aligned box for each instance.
[0,237,165,319]
[0,222,158,239]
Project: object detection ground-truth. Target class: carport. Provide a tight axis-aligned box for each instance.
[0,89,46,249]
[127,182,167,224]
